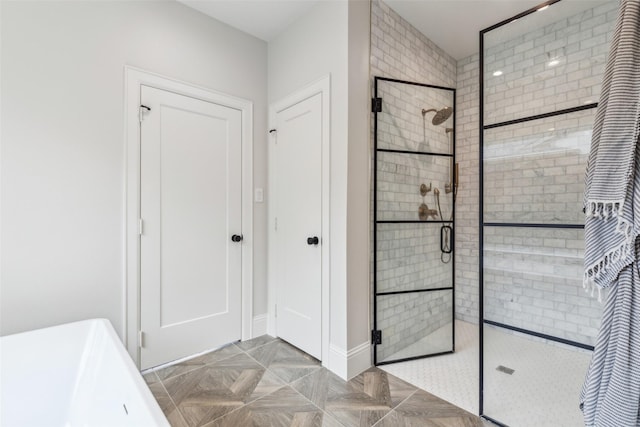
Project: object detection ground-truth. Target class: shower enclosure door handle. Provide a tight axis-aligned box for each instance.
[307,236,319,245]
[440,225,453,254]
[231,234,243,242]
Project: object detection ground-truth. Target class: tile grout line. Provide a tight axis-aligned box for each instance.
[234,339,333,424]
[156,342,271,426]
[370,389,419,427]
[189,339,297,426]
[234,336,279,354]
[198,382,292,427]
[156,372,190,427]
[241,339,323,386]
[287,374,351,427]
[156,343,246,383]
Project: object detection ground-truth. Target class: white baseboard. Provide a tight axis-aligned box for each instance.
[347,341,371,379]
[328,341,371,380]
[252,314,268,337]
[328,344,348,379]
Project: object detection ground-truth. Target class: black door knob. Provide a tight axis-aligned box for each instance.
[231,234,243,242]
[307,236,319,245]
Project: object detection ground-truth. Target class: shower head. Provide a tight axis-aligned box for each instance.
[421,106,453,126]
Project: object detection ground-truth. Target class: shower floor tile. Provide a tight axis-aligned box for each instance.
[144,336,481,427]
[380,320,592,427]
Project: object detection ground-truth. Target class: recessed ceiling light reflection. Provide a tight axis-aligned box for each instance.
[538,5,549,11]
[493,70,503,77]
[584,100,594,104]
[547,127,555,132]
[548,59,560,67]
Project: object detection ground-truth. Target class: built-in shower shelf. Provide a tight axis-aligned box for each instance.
[483,266,581,281]
[483,247,582,260]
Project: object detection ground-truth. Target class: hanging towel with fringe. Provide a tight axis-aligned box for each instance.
[580,0,640,425]
[583,0,640,293]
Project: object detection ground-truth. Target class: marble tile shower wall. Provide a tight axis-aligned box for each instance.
[453,54,480,324]
[377,290,453,362]
[376,82,454,223]
[370,0,456,87]
[376,82,452,154]
[484,109,596,225]
[377,224,451,294]
[483,1,618,125]
[484,227,602,345]
[480,2,617,345]
[377,153,453,222]
[371,0,457,359]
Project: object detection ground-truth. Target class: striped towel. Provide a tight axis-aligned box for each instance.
[583,0,640,295]
[580,0,640,425]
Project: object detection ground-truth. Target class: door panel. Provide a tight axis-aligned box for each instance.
[275,93,322,360]
[373,77,455,365]
[140,85,242,369]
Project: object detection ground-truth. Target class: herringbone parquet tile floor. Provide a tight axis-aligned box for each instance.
[144,335,481,427]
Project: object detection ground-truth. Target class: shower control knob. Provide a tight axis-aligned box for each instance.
[231,234,243,242]
[307,236,319,245]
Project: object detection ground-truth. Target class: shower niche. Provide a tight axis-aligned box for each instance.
[373,77,456,365]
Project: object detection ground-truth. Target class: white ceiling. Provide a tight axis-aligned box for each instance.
[177,0,319,41]
[177,0,614,60]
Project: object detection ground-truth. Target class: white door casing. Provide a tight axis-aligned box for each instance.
[125,67,253,367]
[139,85,241,369]
[268,75,331,365]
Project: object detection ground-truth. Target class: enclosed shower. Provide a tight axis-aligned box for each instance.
[372,77,456,364]
[370,0,619,425]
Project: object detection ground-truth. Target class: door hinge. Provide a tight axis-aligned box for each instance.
[372,98,382,113]
[138,331,145,348]
[372,330,382,345]
[139,105,151,122]
[275,304,278,318]
[138,218,144,236]
[274,217,278,231]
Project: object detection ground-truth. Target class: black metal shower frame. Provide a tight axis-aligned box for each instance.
[372,76,457,366]
[479,0,598,424]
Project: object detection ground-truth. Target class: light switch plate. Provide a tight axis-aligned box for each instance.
[254,188,264,203]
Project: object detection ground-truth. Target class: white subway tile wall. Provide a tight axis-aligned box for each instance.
[377,152,453,222]
[484,227,602,345]
[371,0,457,359]
[371,0,616,356]
[377,291,453,362]
[484,109,595,224]
[483,2,618,125]
[453,53,480,324]
[376,81,453,154]
[480,1,617,346]
[377,224,452,294]
[371,0,457,88]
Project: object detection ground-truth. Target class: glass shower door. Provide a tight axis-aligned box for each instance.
[373,77,456,364]
[479,1,616,425]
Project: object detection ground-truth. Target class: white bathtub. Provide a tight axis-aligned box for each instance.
[0,319,169,427]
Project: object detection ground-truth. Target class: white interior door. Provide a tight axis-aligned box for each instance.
[140,85,242,369]
[274,93,322,360]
